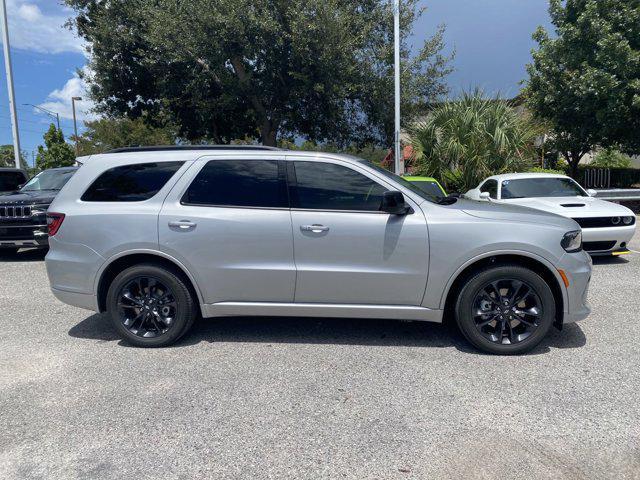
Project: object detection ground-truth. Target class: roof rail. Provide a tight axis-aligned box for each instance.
[106,145,280,154]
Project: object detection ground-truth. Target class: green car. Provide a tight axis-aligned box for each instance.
[403,176,447,199]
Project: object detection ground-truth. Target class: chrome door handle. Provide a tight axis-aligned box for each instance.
[300,224,329,233]
[168,220,197,230]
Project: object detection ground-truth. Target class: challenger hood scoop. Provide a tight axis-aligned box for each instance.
[561,203,586,207]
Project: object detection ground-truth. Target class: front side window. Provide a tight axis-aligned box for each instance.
[82,162,183,202]
[480,180,498,199]
[292,161,387,211]
[501,178,587,199]
[0,172,27,191]
[183,160,287,208]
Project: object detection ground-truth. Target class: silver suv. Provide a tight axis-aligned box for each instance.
[46,146,591,354]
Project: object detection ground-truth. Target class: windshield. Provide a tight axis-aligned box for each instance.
[21,169,75,192]
[407,180,445,199]
[501,177,587,199]
[364,162,441,203]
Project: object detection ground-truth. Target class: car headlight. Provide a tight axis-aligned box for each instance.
[561,230,583,253]
[622,216,634,225]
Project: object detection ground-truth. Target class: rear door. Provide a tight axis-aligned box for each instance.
[159,155,296,304]
[287,157,429,306]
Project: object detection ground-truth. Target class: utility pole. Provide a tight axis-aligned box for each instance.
[71,96,82,156]
[393,0,402,175]
[1,0,21,169]
[24,104,61,131]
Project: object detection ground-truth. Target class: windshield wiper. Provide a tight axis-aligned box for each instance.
[436,195,458,205]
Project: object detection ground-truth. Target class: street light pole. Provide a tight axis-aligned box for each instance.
[71,96,82,156]
[393,0,402,175]
[1,0,21,169]
[24,104,61,131]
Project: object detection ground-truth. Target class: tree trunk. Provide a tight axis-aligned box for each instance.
[563,150,583,179]
[261,125,278,147]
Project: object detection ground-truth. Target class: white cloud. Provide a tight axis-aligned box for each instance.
[17,4,42,22]
[37,68,99,123]
[1,0,85,55]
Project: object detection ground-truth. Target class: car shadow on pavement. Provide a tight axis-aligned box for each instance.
[591,255,631,266]
[69,313,587,355]
[0,248,47,262]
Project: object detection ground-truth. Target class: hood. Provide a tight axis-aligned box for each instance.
[455,198,578,230]
[501,196,634,218]
[0,190,58,205]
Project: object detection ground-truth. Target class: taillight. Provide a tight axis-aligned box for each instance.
[46,212,65,236]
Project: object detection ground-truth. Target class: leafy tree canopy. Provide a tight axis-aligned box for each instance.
[410,90,540,192]
[0,145,28,169]
[65,0,453,147]
[76,116,178,156]
[525,0,640,177]
[35,124,75,170]
[591,147,633,168]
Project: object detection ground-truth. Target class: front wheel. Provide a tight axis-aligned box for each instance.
[106,264,197,347]
[455,265,556,355]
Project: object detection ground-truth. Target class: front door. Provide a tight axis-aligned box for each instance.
[288,158,429,306]
[159,157,295,304]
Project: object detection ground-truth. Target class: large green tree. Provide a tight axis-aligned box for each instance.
[35,124,76,170]
[65,0,452,147]
[76,117,178,156]
[525,0,640,177]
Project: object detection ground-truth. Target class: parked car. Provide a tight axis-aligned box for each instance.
[46,146,591,354]
[465,173,636,256]
[403,175,447,200]
[0,167,28,194]
[0,167,78,254]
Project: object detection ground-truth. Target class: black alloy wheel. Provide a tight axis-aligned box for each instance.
[472,279,542,345]
[455,265,555,355]
[107,264,197,347]
[117,276,177,338]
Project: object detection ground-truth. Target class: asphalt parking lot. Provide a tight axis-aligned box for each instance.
[1,234,639,480]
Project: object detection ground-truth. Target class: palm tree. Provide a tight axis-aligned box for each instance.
[410,90,540,192]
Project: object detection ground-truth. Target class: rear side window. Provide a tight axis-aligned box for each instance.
[291,161,387,211]
[183,160,287,208]
[82,162,184,202]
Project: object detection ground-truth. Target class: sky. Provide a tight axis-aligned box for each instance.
[0,0,553,166]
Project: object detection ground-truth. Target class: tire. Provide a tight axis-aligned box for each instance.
[455,264,555,355]
[106,263,197,347]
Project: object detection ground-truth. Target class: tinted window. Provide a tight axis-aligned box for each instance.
[82,162,183,202]
[21,169,75,192]
[184,160,287,208]
[0,171,26,191]
[501,178,587,199]
[292,162,387,211]
[480,180,498,199]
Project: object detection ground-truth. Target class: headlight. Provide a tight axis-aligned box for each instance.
[561,230,582,253]
[622,216,634,225]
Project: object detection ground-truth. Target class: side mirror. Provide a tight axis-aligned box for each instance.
[479,191,491,201]
[381,191,410,215]
[586,189,597,197]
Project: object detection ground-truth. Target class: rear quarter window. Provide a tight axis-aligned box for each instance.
[81,162,184,202]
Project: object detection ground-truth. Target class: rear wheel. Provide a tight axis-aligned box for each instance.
[455,265,555,355]
[106,264,197,347]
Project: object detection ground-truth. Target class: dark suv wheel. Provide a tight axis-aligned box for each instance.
[106,264,197,347]
[455,264,556,355]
